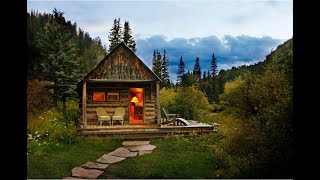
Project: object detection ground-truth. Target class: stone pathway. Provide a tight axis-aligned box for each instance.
[63,140,156,179]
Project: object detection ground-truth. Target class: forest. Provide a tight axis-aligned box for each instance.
[27,9,294,179]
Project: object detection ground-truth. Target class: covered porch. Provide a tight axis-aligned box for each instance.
[79,79,161,128]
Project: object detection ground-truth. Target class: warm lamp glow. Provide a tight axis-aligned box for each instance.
[131,96,139,103]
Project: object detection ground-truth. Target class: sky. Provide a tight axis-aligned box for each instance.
[27,0,293,82]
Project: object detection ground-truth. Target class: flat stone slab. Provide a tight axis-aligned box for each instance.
[108,147,138,158]
[126,144,157,152]
[81,161,109,170]
[122,141,150,146]
[96,154,126,164]
[139,150,153,156]
[71,167,103,179]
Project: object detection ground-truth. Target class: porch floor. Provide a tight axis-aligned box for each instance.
[77,120,216,139]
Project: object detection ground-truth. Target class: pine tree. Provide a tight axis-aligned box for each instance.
[123,21,136,52]
[193,57,201,81]
[176,56,185,85]
[35,17,81,108]
[207,70,211,79]
[108,18,122,52]
[211,52,218,78]
[203,71,207,80]
[152,49,162,79]
[210,52,219,103]
[161,49,170,87]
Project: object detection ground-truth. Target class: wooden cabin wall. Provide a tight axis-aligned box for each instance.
[79,82,158,125]
[144,84,157,124]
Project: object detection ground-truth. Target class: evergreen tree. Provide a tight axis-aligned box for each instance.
[108,18,122,52]
[211,52,218,77]
[209,52,219,103]
[207,70,211,79]
[176,56,185,85]
[123,21,136,52]
[161,49,170,87]
[193,57,201,81]
[181,71,196,87]
[152,49,162,79]
[35,18,81,108]
[203,71,207,80]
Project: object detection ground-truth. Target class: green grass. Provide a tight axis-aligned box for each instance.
[27,137,122,179]
[105,135,217,179]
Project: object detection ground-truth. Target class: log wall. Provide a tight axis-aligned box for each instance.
[78,82,158,125]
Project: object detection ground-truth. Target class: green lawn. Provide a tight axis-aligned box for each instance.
[105,136,217,179]
[27,137,122,179]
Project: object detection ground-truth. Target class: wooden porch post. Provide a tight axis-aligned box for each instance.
[156,81,161,125]
[82,81,87,128]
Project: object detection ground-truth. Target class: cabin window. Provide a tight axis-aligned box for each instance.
[93,92,105,101]
[107,92,120,101]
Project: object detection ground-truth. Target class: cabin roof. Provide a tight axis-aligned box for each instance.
[77,42,161,86]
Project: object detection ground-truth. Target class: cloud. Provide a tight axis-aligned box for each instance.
[135,34,285,83]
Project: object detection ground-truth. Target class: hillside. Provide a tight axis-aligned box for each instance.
[216,38,293,94]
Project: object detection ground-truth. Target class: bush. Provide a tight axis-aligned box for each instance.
[220,65,293,177]
[160,86,211,120]
[27,104,79,155]
[57,100,79,125]
[27,79,52,114]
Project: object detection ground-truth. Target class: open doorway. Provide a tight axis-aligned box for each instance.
[129,88,144,123]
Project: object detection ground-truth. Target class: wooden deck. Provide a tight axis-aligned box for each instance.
[77,121,217,139]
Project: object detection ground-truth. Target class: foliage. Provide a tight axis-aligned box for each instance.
[152,49,162,79]
[176,56,185,85]
[218,39,293,178]
[27,79,52,114]
[193,57,201,82]
[123,21,136,52]
[181,71,197,87]
[35,17,82,107]
[27,108,78,147]
[160,86,211,120]
[27,10,107,78]
[161,50,170,87]
[27,100,81,160]
[108,18,123,52]
[152,49,171,88]
[211,52,218,77]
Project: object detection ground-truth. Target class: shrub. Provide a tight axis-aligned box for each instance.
[27,79,52,114]
[160,86,211,120]
[220,64,293,177]
[27,106,78,155]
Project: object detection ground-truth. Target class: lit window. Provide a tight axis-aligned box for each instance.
[93,92,105,101]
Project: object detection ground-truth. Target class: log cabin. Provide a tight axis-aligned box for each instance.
[76,42,162,128]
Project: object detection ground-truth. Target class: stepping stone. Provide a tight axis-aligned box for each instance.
[122,141,150,146]
[71,167,103,179]
[96,154,126,164]
[108,147,138,158]
[126,144,157,152]
[81,161,109,170]
[139,150,153,156]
